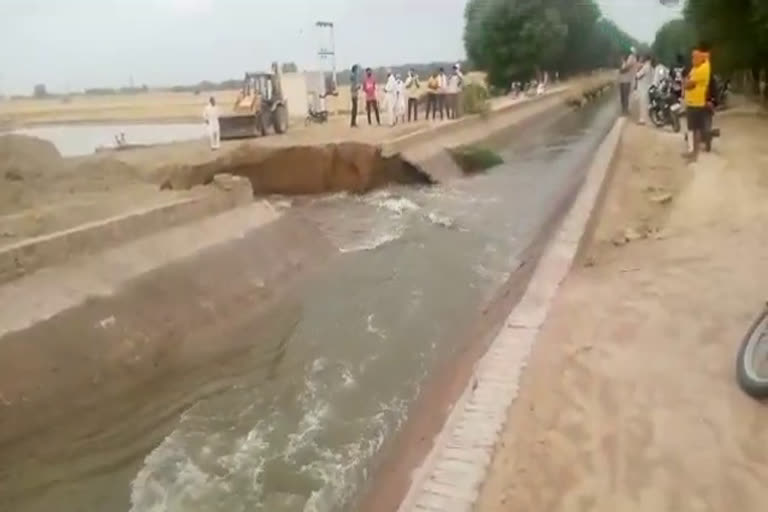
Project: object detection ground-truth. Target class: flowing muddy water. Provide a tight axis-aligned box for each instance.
[0,98,618,512]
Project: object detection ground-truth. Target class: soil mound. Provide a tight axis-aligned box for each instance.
[160,142,433,195]
[0,134,62,181]
[1,135,144,215]
[63,156,142,191]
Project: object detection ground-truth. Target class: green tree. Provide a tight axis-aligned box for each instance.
[652,19,697,67]
[683,0,768,92]
[464,0,641,89]
[552,0,601,74]
[464,0,568,88]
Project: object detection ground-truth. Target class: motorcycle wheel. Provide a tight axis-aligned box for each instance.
[670,112,681,133]
[703,111,713,152]
[649,108,665,128]
[736,306,768,399]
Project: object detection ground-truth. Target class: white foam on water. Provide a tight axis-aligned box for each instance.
[130,381,413,512]
[129,433,233,512]
[366,314,387,340]
[129,310,415,512]
[313,191,351,203]
[341,366,357,388]
[375,196,420,215]
[425,211,455,228]
[285,401,331,456]
[338,223,405,253]
[298,395,410,512]
[268,198,294,211]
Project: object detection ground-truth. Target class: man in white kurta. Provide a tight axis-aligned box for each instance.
[203,97,221,150]
[384,71,398,127]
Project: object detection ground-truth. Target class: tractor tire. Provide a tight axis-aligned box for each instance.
[273,105,288,134]
[258,113,270,137]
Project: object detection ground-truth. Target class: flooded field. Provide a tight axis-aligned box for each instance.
[0,97,618,512]
[11,122,203,156]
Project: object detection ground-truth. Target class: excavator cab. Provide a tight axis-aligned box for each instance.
[220,65,289,140]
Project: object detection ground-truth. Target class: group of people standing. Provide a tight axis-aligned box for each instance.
[349,64,464,127]
[618,47,670,124]
[619,44,713,162]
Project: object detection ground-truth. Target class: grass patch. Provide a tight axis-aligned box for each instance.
[449,145,503,174]
[462,83,491,116]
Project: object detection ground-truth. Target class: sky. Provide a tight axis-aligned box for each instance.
[0,0,684,95]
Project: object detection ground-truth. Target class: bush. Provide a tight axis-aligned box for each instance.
[462,82,490,116]
[449,145,503,174]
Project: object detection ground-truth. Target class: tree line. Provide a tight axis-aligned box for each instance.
[463,0,642,90]
[652,0,768,97]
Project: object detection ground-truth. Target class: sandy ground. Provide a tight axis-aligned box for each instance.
[0,90,242,127]
[476,114,768,512]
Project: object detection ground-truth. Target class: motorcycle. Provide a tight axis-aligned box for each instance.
[702,76,729,151]
[305,108,329,126]
[737,302,768,399]
[710,75,730,111]
[648,78,682,133]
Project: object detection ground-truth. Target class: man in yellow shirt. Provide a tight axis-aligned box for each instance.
[684,48,711,162]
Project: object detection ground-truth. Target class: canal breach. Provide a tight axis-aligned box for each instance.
[0,77,617,512]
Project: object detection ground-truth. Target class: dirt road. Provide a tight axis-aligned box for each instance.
[476,115,768,511]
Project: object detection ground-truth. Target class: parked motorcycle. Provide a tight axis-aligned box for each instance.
[648,78,682,133]
[710,75,730,110]
[305,108,329,125]
[737,302,768,399]
[685,75,728,152]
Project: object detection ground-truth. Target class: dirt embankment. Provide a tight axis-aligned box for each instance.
[159,141,434,194]
[0,134,168,244]
[477,116,768,512]
[0,133,438,244]
[1,134,141,207]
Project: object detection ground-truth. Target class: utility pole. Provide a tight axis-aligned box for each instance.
[315,21,336,92]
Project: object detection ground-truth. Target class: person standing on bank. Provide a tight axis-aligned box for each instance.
[203,96,220,150]
[363,68,381,126]
[683,48,711,162]
[405,69,421,122]
[395,73,407,124]
[350,64,361,127]
[384,70,398,126]
[425,70,440,120]
[437,67,448,120]
[446,63,464,119]
[635,54,653,125]
[618,47,637,115]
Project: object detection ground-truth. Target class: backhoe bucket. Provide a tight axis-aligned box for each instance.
[219,114,260,140]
